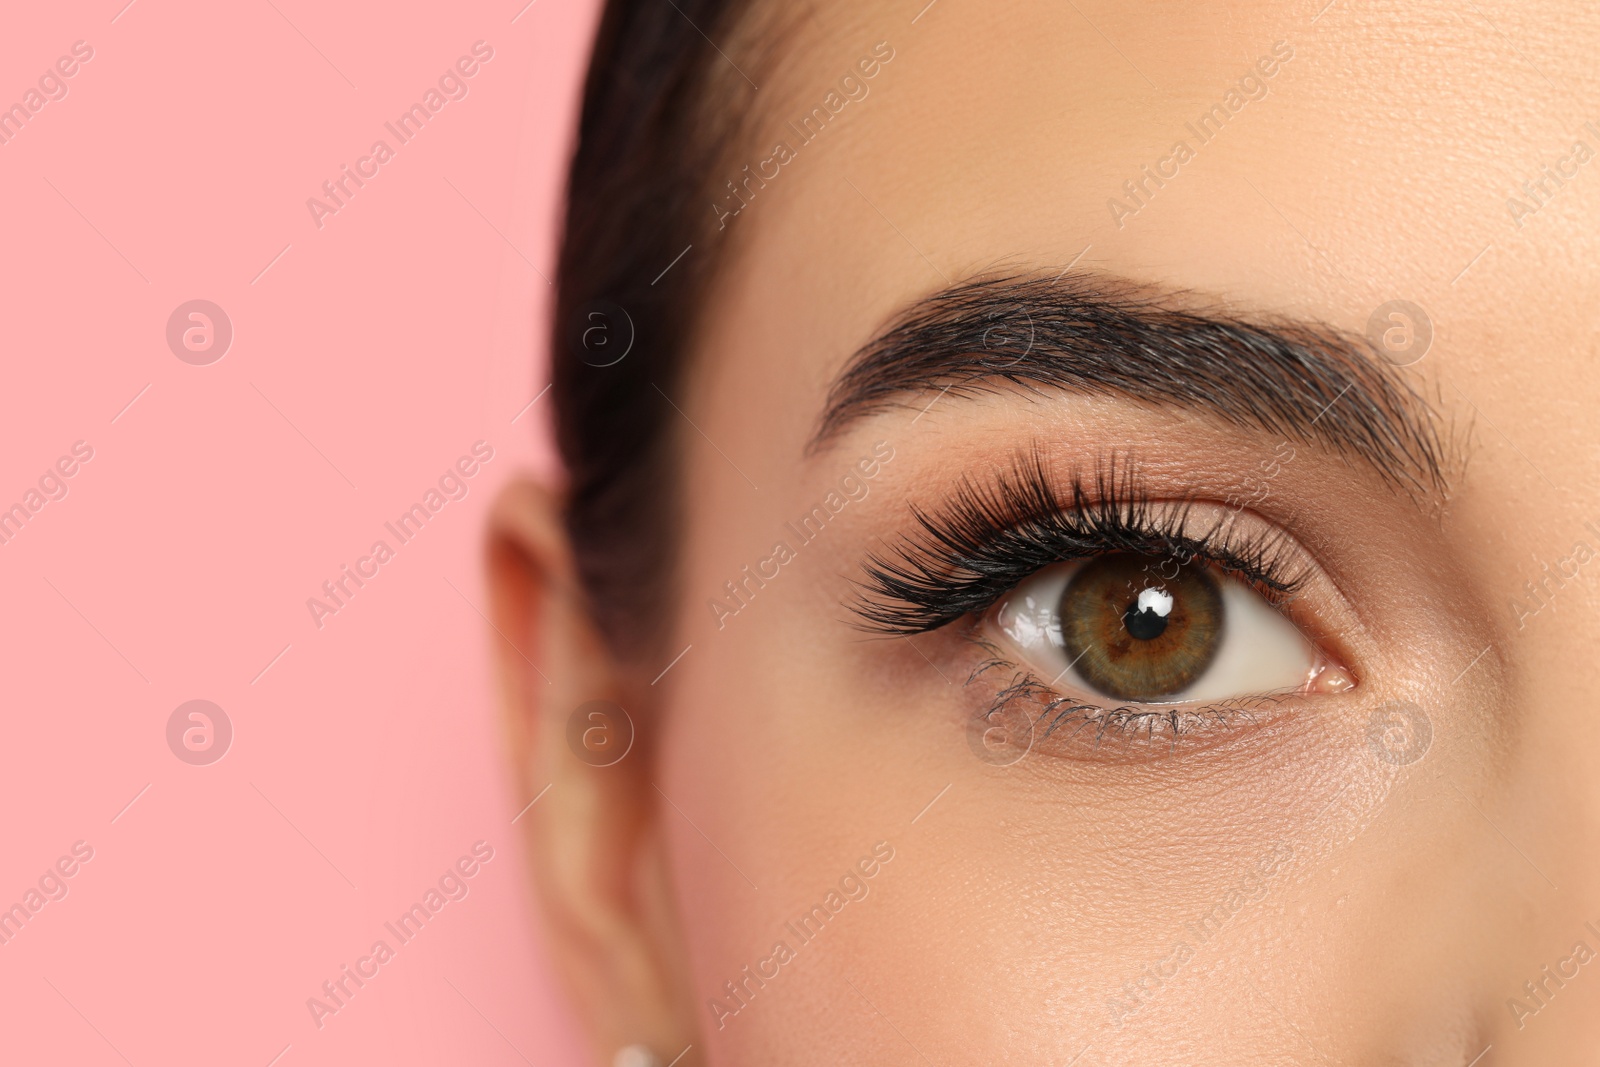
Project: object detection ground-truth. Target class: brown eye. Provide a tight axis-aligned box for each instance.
[1056,553,1223,701]
[991,546,1323,707]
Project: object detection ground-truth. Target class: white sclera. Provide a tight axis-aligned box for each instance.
[994,561,1314,704]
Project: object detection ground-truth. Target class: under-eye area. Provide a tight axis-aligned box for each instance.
[962,637,1298,761]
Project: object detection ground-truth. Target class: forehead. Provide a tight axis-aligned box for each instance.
[694,0,1599,446]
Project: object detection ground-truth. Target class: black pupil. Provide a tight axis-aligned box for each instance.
[1122,595,1170,641]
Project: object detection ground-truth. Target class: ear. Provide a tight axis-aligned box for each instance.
[486,478,699,1067]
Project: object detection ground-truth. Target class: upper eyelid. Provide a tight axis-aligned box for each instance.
[860,523,1297,631]
[850,451,1307,635]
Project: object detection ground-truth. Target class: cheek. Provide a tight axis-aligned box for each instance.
[657,612,1039,1054]
[657,629,894,1050]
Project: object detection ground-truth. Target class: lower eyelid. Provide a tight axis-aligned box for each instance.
[1039,699,1279,752]
[960,635,1300,763]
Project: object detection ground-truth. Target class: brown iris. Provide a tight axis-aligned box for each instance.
[1056,553,1224,701]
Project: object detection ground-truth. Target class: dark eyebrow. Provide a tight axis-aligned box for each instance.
[810,273,1452,496]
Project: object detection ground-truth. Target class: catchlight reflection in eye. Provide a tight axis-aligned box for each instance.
[991,553,1339,704]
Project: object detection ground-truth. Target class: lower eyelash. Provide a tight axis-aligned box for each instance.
[967,638,1283,752]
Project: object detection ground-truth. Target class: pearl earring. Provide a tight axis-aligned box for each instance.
[614,1044,661,1067]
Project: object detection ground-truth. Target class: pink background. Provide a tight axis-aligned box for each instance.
[0,1,596,1063]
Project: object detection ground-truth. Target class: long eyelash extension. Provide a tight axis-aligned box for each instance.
[853,447,1307,635]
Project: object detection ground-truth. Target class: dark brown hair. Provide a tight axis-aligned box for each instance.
[550,0,762,662]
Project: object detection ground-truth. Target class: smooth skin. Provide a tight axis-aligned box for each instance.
[492,1,1600,1063]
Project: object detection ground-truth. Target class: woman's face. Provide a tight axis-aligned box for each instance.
[511,1,1600,1063]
